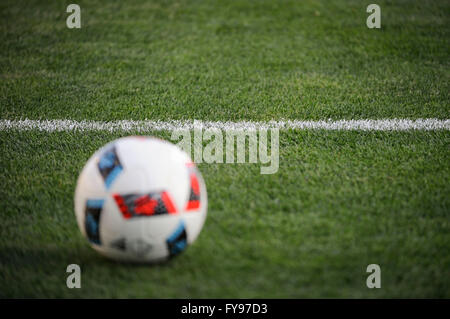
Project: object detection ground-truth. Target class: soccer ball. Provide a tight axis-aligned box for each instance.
[74,136,207,263]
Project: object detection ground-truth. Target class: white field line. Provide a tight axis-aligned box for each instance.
[0,118,449,132]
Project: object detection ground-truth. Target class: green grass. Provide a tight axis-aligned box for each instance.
[0,0,449,298]
[0,130,449,298]
[1,0,449,121]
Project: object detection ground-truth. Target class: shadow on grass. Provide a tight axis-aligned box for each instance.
[0,244,184,298]
[0,244,179,274]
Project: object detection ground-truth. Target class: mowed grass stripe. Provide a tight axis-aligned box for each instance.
[1,118,449,132]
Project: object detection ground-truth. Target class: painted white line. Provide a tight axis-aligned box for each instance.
[0,118,449,132]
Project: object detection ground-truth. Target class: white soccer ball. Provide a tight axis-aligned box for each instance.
[74,136,207,263]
